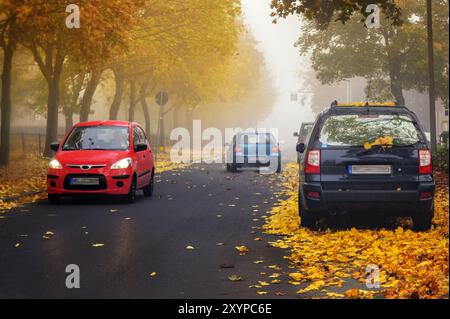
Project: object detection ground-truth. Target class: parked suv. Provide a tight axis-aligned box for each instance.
[296,102,435,231]
[47,121,154,203]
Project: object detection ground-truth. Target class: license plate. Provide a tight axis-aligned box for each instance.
[70,177,100,185]
[349,165,392,175]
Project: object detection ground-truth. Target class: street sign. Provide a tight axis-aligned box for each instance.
[155,91,169,106]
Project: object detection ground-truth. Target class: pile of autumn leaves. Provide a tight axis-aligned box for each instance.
[0,156,48,211]
[264,164,449,299]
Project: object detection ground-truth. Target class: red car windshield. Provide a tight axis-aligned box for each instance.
[62,126,130,151]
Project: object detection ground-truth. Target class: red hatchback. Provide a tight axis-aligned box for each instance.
[47,121,154,204]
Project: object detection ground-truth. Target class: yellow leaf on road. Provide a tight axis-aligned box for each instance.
[235,245,249,253]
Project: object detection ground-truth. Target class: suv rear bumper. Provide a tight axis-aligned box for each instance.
[300,181,435,215]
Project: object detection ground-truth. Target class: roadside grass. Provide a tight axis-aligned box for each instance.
[263,163,449,299]
[0,152,188,212]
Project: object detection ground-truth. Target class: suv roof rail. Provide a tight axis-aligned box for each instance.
[330,100,406,108]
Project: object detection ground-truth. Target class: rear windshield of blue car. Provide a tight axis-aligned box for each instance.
[62,126,130,151]
[237,133,276,144]
[318,114,424,147]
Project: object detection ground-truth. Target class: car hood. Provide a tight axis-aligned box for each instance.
[56,150,130,166]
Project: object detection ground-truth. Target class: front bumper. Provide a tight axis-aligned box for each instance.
[47,167,133,195]
[300,181,435,215]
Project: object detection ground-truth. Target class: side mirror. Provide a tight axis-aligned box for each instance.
[293,132,299,137]
[296,143,306,154]
[136,143,148,152]
[50,142,60,152]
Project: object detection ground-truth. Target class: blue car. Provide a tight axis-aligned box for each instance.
[296,102,435,231]
[226,132,281,173]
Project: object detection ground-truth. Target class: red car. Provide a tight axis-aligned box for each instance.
[47,121,154,204]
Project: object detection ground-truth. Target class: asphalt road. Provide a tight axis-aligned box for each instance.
[0,164,304,299]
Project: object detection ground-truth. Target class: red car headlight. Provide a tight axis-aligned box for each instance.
[48,159,63,169]
[111,158,132,170]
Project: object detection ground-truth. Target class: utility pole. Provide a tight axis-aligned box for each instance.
[426,0,437,153]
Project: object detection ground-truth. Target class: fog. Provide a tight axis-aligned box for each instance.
[241,0,315,158]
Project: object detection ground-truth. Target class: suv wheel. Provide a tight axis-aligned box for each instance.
[48,194,60,204]
[412,206,434,232]
[230,164,238,173]
[125,176,137,203]
[143,172,154,197]
[299,196,317,230]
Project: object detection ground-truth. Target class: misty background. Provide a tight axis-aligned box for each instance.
[1,0,448,163]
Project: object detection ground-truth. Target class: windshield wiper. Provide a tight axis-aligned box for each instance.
[357,144,391,156]
[393,141,426,148]
[357,141,424,155]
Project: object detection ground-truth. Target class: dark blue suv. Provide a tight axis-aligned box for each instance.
[296,103,435,231]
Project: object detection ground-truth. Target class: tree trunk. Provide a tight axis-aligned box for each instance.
[0,42,15,166]
[63,70,85,130]
[141,95,151,136]
[139,80,151,135]
[128,77,137,122]
[43,54,64,157]
[79,71,101,122]
[389,61,405,105]
[109,66,125,120]
[172,105,180,128]
[64,111,73,132]
[383,30,405,106]
[186,109,194,134]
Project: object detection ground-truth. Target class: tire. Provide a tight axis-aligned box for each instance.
[226,163,231,172]
[412,205,434,232]
[299,194,318,230]
[230,164,238,173]
[143,171,154,197]
[48,194,60,204]
[125,175,137,203]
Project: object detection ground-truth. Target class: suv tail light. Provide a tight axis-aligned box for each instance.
[419,149,432,175]
[305,150,321,174]
[272,145,280,153]
[234,146,242,153]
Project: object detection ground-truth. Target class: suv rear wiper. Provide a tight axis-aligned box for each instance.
[393,141,427,148]
[357,144,391,156]
[357,141,425,155]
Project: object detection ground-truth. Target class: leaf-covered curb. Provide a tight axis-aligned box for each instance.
[263,163,449,299]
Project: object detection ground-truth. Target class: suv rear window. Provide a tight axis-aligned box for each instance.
[318,114,424,147]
